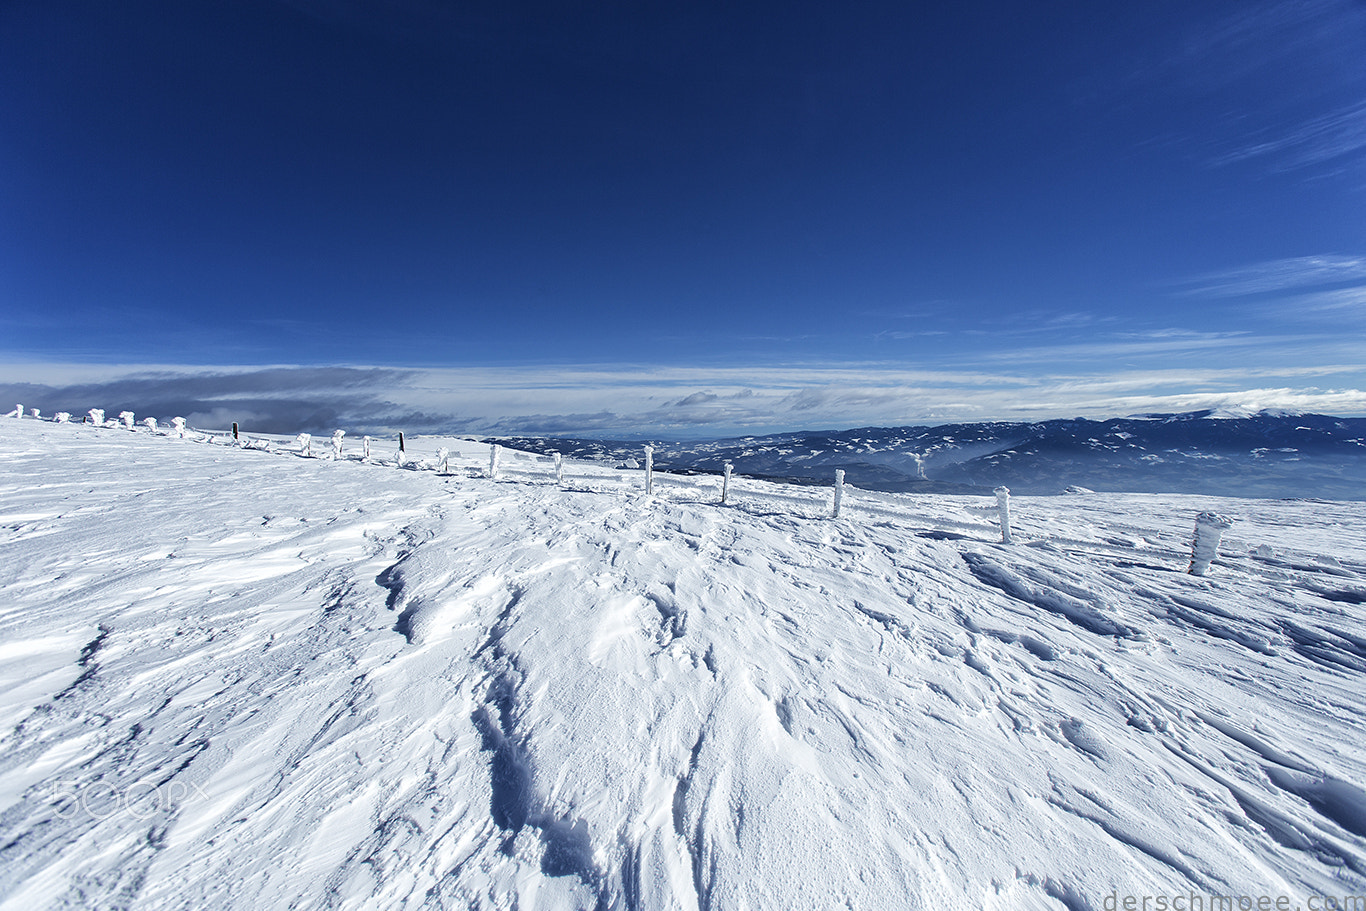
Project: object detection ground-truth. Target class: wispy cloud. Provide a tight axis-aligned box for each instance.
[1174,255,1366,298]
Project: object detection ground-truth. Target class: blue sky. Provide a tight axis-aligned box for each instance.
[2,0,1364,436]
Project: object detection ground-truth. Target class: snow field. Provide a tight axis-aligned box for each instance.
[0,417,1364,909]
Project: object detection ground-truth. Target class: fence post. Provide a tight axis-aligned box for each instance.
[553,452,563,485]
[142,417,158,433]
[832,469,845,518]
[56,412,71,423]
[397,432,406,467]
[232,421,240,441]
[12,404,21,419]
[994,486,1012,544]
[437,447,449,474]
[721,461,733,504]
[362,436,371,463]
[644,445,654,494]
[1188,512,1233,576]
[297,433,312,457]
[119,411,135,430]
[88,409,105,425]
[30,408,40,419]
[489,444,501,479]
[331,430,345,459]
[172,417,186,438]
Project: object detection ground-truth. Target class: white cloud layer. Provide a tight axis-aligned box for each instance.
[2,361,1364,437]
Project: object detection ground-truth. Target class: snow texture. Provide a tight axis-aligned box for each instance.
[1,418,1364,910]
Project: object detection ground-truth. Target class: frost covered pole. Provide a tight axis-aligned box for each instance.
[331,430,345,459]
[721,461,733,505]
[362,436,371,463]
[994,486,1013,545]
[231,422,239,441]
[142,417,158,433]
[55,412,71,423]
[397,432,406,467]
[11,404,21,418]
[172,417,186,439]
[437,447,449,474]
[644,445,654,494]
[553,452,563,485]
[30,408,40,419]
[488,444,501,479]
[88,408,105,425]
[297,433,312,457]
[119,411,135,430]
[1188,512,1234,576]
[832,469,845,518]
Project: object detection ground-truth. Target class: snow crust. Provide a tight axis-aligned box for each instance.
[1,418,1364,909]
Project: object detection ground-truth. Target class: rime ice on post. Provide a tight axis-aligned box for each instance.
[994,486,1013,544]
[12,404,21,418]
[397,432,406,467]
[297,433,312,457]
[488,444,501,479]
[88,409,105,425]
[644,445,654,494]
[331,430,345,460]
[1188,512,1234,576]
[55,412,71,423]
[119,411,135,430]
[553,452,563,485]
[437,447,449,474]
[721,462,733,504]
[832,469,845,518]
[142,417,158,433]
[362,436,371,463]
[30,408,40,419]
[172,417,187,438]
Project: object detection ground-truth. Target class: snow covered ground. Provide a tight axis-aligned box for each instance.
[1,416,1364,910]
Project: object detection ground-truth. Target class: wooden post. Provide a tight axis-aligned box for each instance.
[1188,512,1233,576]
[362,436,371,462]
[397,432,406,467]
[832,469,845,518]
[553,452,563,485]
[721,462,733,504]
[232,422,239,441]
[644,445,654,494]
[489,444,501,479]
[994,486,1012,544]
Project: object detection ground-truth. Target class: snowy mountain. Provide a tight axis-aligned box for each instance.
[495,410,1366,500]
[2,414,1365,910]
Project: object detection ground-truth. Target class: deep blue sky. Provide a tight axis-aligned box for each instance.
[2,0,1364,434]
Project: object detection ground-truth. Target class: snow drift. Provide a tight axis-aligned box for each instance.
[0,417,1364,910]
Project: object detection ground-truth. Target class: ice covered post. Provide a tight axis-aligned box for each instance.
[88,409,105,425]
[172,417,186,438]
[437,447,449,474]
[11,404,21,418]
[232,422,239,442]
[994,486,1013,545]
[644,445,654,494]
[119,411,135,430]
[553,452,563,485]
[721,461,733,505]
[488,443,501,479]
[30,408,40,419]
[55,412,71,423]
[832,469,845,518]
[1188,512,1234,576]
[297,433,312,457]
[397,432,406,467]
[142,417,158,433]
[331,430,345,459]
[362,436,371,463]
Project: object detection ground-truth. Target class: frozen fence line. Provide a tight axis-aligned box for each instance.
[1189,512,1234,576]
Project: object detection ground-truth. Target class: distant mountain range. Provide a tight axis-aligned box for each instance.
[491,410,1366,500]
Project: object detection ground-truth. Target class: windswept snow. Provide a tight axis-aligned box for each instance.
[1,418,1364,910]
